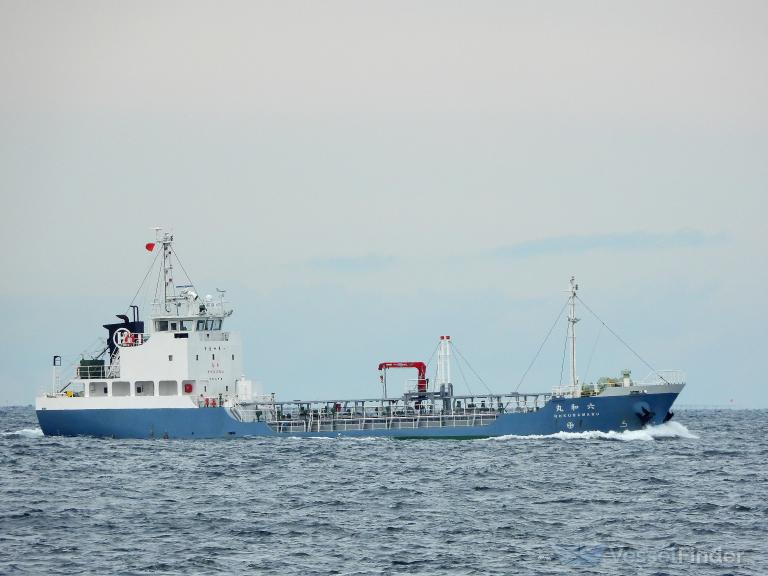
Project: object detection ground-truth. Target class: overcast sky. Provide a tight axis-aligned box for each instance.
[1,0,766,407]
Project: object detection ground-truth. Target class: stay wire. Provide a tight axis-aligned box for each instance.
[558,328,568,387]
[126,249,161,312]
[515,299,569,392]
[424,339,441,370]
[576,295,668,384]
[452,349,473,396]
[152,255,164,307]
[423,339,441,392]
[171,247,197,293]
[583,324,603,384]
[140,264,155,315]
[452,344,493,395]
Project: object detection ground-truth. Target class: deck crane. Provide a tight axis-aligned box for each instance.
[377,361,428,398]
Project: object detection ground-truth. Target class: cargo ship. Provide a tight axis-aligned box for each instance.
[36,230,685,439]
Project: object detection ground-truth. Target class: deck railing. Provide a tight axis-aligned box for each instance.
[638,370,686,386]
[229,391,551,433]
[245,411,503,433]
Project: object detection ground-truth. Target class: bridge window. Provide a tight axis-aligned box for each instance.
[170,321,178,331]
[212,319,222,330]
[197,319,206,331]
[89,382,108,397]
[159,380,177,396]
[155,320,168,332]
[112,381,130,397]
[180,320,193,331]
[136,381,154,396]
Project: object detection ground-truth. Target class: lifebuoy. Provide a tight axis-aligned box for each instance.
[113,328,130,347]
[124,332,135,346]
[204,397,210,407]
[183,383,193,394]
[211,398,217,407]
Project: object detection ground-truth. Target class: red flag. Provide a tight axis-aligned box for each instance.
[145,242,156,252]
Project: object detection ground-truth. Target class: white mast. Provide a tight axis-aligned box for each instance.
[52,355,61,395]
[568,276,581,398]
[157,228,175,313]
[437,335,452,388]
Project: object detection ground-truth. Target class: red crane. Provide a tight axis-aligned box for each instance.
[378,361,428,395]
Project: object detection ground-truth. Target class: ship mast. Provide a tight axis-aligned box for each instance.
[568,276,581,398]
[436,335,452,389]
[157,228,175,313]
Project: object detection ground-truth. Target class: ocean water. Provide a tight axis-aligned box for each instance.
[1,406,766,575]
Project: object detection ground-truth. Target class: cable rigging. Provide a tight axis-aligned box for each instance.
[576,295,668,385]
[515,299,569,392]
[583,323,603,385]
[125,248,161,313]
[452,343,494,395]
[558,328,569,388]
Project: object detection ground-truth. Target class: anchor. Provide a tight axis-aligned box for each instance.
[633,401,655,425]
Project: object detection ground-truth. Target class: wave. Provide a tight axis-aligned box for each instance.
[1,427,44,438]
[0,423,699,442]
[487,421,699,442]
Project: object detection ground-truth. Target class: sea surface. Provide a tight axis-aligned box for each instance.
[0,406,766,575]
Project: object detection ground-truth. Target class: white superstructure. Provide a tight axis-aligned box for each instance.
[37,229,257,412]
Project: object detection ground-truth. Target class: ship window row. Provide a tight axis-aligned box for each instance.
[87,380,202,397]
[154,319,223,332]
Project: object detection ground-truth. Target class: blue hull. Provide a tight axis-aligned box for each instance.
[36,392,679,439]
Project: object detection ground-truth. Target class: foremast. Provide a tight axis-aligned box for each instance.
[567,276,581,398]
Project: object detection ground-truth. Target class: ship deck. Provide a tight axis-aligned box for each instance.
[231,391,554,433]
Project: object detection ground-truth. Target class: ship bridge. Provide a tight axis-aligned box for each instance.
[47,229,255,408]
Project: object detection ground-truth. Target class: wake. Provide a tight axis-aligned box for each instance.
[488,421,698,442]
[1,428,44,438]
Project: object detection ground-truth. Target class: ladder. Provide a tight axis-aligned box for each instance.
[106,348,120,378]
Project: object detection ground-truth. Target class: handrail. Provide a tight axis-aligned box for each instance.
[638,370,686,386]
[235,406,503,422]
[255,412,500,430]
